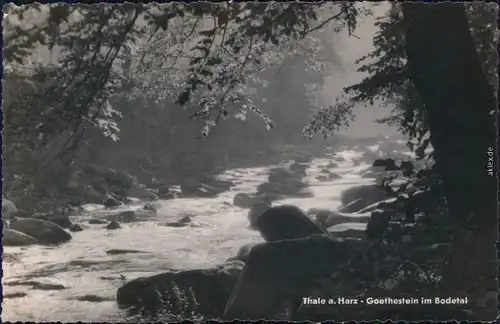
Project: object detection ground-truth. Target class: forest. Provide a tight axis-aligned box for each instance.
[2,2,498,321]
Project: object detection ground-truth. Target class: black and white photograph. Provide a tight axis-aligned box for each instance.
[1,2,498,322]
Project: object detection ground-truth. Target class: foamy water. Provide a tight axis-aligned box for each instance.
[2,145,403,322]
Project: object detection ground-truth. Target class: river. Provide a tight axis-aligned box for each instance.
[2,140,409,322]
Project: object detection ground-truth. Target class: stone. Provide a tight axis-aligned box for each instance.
[10,218,72,245]
[116,261,245,318]
[69,223,84,232]
[2,198,18,218]
[256,205,329,242]
[233,193,256,208]
[106,221,121,230]
[223,235,358,320]
[248,201,272,229]
[340,184,388,210]
[3,228,39,246]
[104,196,121,208]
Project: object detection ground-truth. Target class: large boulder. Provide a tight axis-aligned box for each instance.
[233,193,257,208]
[104,195,121,208]
[126,185,158,201]
[268,168,295,183]
[157,185,172,199]
[3,228,40,246]
[256,182,281,196]
[306,208,333,227]
[180,179,201,196]
[337,198,367,213]
[117,260,245,319]
[255,205,329,242]
[340,184,388,210]
[227,243,258,263]
[10,218,72,245]
[247,201,272,229]
[2,198,18,218]
[223,235,359,320]
[83,185,106,204]
[47,215,72,229]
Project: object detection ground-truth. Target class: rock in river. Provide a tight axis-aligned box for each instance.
[116,260,245,319]
[3,228,40,246]
[10,218,72,245]
[340,184,388,210]
[106,221,121,230]
[2,198,18,218]
[223,235,362,320]
[255,205,329,242]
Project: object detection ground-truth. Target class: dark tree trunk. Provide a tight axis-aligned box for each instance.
[402,2,498,311]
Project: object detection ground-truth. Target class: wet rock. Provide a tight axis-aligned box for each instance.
[104,196,121,208]
[116,260,245,318]
[327,227,366,239]
[307,208,333,227]
[180,179,202,196]
[289,162,308,172]
[69,223,84,232]
[123,197,141,204]
[223,235,355,320]
[163,216,191,228]
[10,218,72,245]
[227,243,257,263]
[85,165,135,189]
[47,215,72,228]
[256,182,281,196]
[110,210,137,223]
[256,205,329,242]
[2,198,18,218]
[3,252,22,263]
[106,220,121,230]
[293,155,312,164]
[268,168,295,183]
[126,185,158,201]
[323,209,372,228]
[325,161,338,168]
[106,249,148,255]
[89,218,107,225]
[73,294,114,302]
[144,203,159,212]
[248,201,272,229]
[157,185,171,198]
[233,193,256,208]
[3,228,40,246]
[160,193,176,200]
[83,185,106,204]
[373,158,398,171]
[328,172,342,180]
[337,198,368,213]
[7,280,66,291]
[280,178,307,195]
[4,292,27,299]
[334,155,346,162]
[366,210,391,238]
[340,184,387,210]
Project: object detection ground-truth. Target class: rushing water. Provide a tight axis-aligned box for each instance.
[2,144,409,322]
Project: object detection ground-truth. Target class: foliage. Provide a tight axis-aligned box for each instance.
[2,2,367,210]
[3,2,363,145]
[305,2,498,155]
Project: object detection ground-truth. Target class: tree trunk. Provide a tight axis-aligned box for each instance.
[402,2,497,314]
